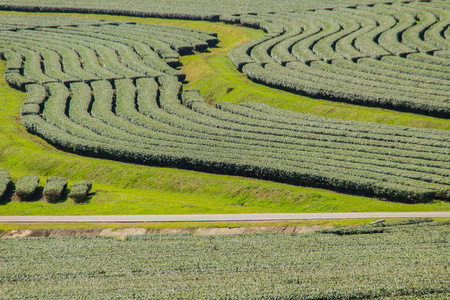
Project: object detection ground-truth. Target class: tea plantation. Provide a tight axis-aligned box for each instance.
[1,0,450,202]
[1,220,449,299]
[0,0,449,299]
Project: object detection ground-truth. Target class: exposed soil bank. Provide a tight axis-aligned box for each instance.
[0,225,328,239]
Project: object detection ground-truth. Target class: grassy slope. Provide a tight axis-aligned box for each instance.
[0,12,449,216]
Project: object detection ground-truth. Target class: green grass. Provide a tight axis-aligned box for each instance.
[0,12,450,216]
[1,222,449,299]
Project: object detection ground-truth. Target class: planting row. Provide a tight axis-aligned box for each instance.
[0,15,218,89]
[1,4,450,202]
[1,1,448,118]
[3,221,449,299]
[18,74,450,202]
[0,169,92,203]
[228,1,450,117]
[0,0,419,21]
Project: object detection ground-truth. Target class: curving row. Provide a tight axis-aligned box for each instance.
[2,13,450,202]
[18,74,450,202]
[0,15,218,89]
[0,0,420,21]
[229,1,450,117]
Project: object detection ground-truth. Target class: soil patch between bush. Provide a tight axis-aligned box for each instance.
[0,225,328,239]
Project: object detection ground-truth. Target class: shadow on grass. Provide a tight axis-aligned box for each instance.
[17,186,44,203]
[69,191,97,205]
[53,188,69,204]
[0,181,14,205]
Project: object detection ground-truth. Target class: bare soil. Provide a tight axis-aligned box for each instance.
[0,225,328,239]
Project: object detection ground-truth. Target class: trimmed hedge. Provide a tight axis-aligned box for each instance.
[14,175,40,202]
[69,181,92,203]
[0,169,12,200]
[43,177,67,203]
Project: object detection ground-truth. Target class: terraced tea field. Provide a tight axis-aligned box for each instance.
[0,0,449,207]
[230,1,450,117]
[0,1,449,299]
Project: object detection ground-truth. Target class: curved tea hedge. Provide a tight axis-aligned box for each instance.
[229,1,450,117]
[1,1,449,116]
[0,0,420,21]
[1,1,450,202]
[21,75,450,202]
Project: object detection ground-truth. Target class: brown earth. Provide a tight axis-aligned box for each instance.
[0,225,329,239]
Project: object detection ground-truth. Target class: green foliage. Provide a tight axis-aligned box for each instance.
[228,34,275,71]
[0,168,11,199]
[14,63,450,203]
[14,175,39,201]
[1,223,449,299]
[1,1,448,117]
[43,176,67,203]
[374,218,434,227]
[68,181,92,203]
[319,226,385,235]
[228,3,450,117]
[1,1,450,207]
[3,50,23,69]
[1,16,450,217]
[0,0,414,20]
